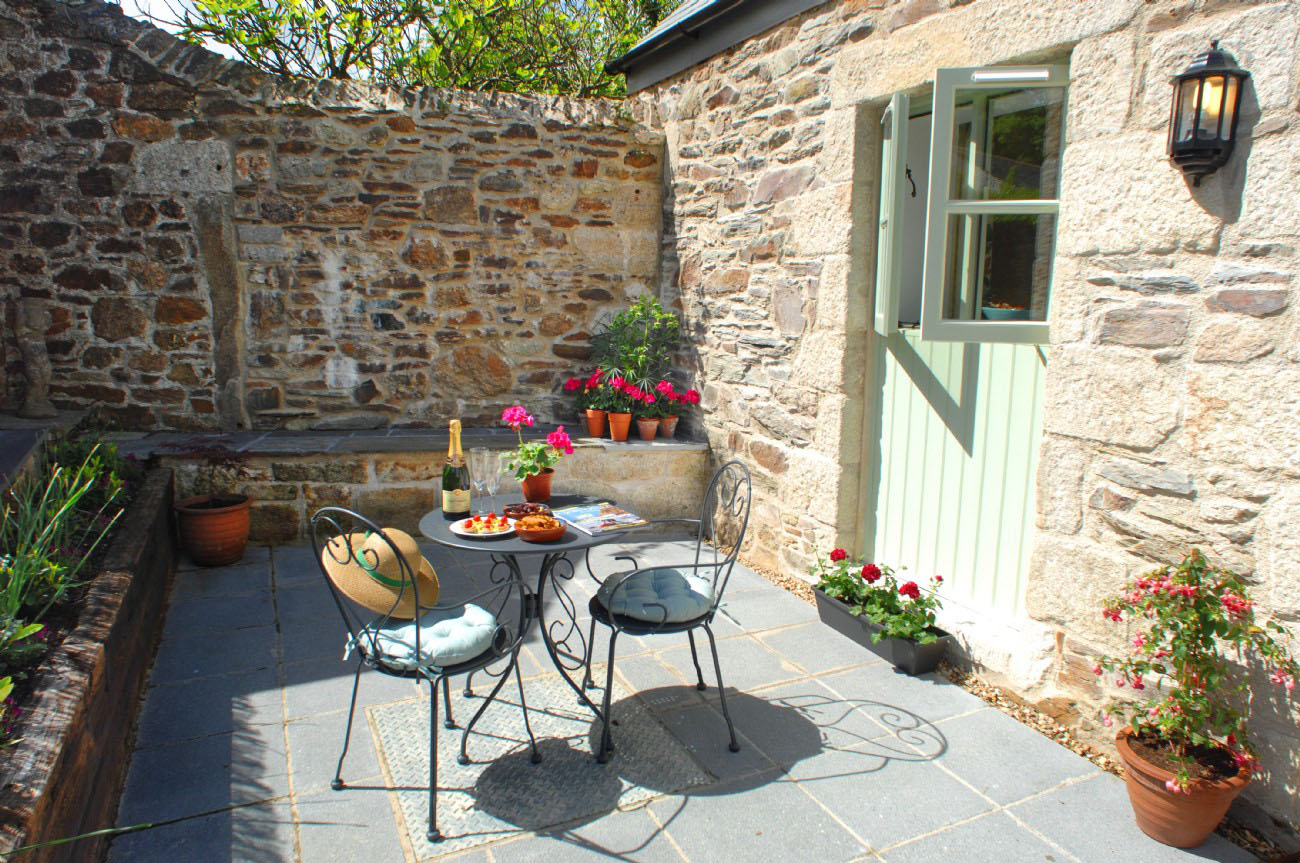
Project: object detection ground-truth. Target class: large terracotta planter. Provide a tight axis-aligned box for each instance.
[658,414,679,438]
[584,408,607,438]
[520,468,554,503]
[607,412,632,442]
[175,493,251,566]
[1115,728,1250,848]
[813,588,951,675]
[636,417,659,441]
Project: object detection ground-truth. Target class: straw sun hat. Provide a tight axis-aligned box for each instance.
[320,528,440,619]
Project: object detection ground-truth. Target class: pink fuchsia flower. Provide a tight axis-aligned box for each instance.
[564,378,581,392]
[828,549,847,563]
[1164,778,1183,794]
[898,581,921,600]
[1130,675,1145,691]
[656,380,674,394]
[1102,712,1114,728]
[501,405,534,429]
[1132,634,1146,649]
[1091,663,1103,676]
[862,564,882,584]
[546,426,574,455]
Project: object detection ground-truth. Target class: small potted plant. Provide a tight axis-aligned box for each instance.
[603,376,643,442]
[1093,549,1298,848]
[500,405,574,502]
[811,548,950,675]
[565,369,613,438]
[653,381,700,439]
[163,438,252,566]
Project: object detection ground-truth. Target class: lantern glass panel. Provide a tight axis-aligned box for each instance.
[1196,75,1227,139]
[1175,78,1199,143]
[1220,75,1239,138]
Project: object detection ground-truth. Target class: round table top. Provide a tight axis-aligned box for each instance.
[418,494,617,555]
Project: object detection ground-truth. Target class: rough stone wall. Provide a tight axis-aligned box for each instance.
[636,0,1299,831]
[0,0,663,431]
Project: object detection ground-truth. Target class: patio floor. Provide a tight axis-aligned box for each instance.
[109,541,1256,863]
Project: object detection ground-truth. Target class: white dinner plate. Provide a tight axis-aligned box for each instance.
[449,516,516,539]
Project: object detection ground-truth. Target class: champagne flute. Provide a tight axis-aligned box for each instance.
[469,447,489,515]
[483,450,503,513]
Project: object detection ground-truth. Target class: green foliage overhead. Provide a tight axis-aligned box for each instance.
[150,0,676,97]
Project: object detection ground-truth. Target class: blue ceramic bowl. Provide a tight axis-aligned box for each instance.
[981,306,1032,321]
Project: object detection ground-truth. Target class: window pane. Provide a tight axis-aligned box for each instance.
[949,87,1065,200]
[942,213,1057,322]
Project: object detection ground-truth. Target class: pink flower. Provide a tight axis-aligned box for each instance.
[1130,675,1145,691]
[685,389,701,405]
[898,581,921,600]
[828,549,847,563]
[656,380,673,394]
[1115,678,1125,688]
[1132,634,1146,650]
[1165,778,1181,794]
[862,564,882,584]
[611,376,626,391]
[1102,713,1114,728]
[501,405,534,429]
[644,393,656,405]
[564,378,581,392]
[1091,664,1103,676]
[546,426,574,455]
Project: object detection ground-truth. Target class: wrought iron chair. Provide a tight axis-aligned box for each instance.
[310,507,537,843]
[580,461,753,763]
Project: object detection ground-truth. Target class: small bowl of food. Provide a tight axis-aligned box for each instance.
[515,513,566,543]
[505,502,553,520]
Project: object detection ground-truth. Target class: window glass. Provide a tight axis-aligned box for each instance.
[949,87,1064,200]
[942,213,1057,322]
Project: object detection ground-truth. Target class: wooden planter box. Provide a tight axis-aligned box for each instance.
[0,469,176,862]
[813,588,952,676]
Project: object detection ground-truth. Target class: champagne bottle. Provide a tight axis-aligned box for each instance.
[442,419,471,520]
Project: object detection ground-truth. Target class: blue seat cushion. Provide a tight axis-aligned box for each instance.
[595,568,714,624]
[351,604,499,671]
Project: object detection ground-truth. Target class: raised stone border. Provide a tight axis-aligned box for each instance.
[0,467,176,862]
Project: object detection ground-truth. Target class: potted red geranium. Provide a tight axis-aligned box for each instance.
[565,369,615,438]
[811,548,950,675]
[1093,549,1298,848]
[652,381,700,438]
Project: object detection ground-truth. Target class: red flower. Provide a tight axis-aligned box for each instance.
[861,564,881,584]
[546,426,574,455]
[564,377,581,392]
[656,380,674,395]
[898,581,921,600]
[685,389,701,405]
[828,549,847,562]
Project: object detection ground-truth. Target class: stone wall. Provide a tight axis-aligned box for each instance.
[633,0,1299,833]
[0,0,664,431]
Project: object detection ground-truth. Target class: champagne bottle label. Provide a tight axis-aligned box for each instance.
[442,489,470,513]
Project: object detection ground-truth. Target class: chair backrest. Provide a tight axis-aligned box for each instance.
[691,461,753,610]
[310,507,427,663]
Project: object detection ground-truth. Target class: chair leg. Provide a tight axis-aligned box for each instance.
[513,652,541,764]
[332,658,365,790]
[687,630,708,691]
[596,630,619,764]
[427,676,443,843]
[442,677,455,729]
[458,661,514,765]
[463,671,475,698]
[581,615,598,690]
[703,625,740,753]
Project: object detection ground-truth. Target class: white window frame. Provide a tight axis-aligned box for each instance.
[873,65,1068,345]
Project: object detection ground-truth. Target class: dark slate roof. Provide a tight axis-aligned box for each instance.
[635,0,720,49]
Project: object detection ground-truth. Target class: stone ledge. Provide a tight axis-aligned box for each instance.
[0,468,176,862]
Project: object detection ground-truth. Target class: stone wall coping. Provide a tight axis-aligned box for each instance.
[109,429,709,460]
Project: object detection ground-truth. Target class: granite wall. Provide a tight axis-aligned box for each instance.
[0,0,664,431]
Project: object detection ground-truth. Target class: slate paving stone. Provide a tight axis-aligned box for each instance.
[178,544,271,573]
[879,811,1069,862]
[796,757,996,850]
[282,657,420,720]
[717,587,817,631]
[161,590,276,638]
[648,772,867,860]
[490,806,683,863]
[171,561,272,602]
[272,545,325,586]
[611,654,706,713]
[118,726,290,824]
[758,621,884,677]
[286,713,381,794]
[276,583,342,624]
[818,663,987,725]
[280,617,347,666]
[136,668,283,747]
[151,623,278,684]
[108,800,296,863]
[295,786,408,863]
[934,707,1099,805]
[1008,773,1257,863]
[659,633,804,695]
[655,700,775,781]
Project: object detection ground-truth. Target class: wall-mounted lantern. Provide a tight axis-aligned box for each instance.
[1168,42,1250,186]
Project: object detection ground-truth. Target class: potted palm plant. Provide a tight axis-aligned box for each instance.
[811,548,950,675]
[164,438,252,566]
[1093,549,1298,848]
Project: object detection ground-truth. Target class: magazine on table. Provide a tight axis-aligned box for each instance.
[552,502,649,535]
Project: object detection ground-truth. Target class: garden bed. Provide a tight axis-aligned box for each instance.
[0,468,175,862]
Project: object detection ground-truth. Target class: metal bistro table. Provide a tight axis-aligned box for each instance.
[418,494,616,758]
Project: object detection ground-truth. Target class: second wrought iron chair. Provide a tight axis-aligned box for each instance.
[310,507,537,842]
[580,460,753,762]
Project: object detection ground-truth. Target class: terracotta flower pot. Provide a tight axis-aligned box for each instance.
[607,412,632,442]
[658,414,679,438]
[520,468,554,503]
[1114,728,1251,848]
[636,417,659,441]
[175,493,252,567]
[584,408,607,438]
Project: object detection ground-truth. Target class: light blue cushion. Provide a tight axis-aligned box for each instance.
[596,568,714,623]
[350,604,499,671]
